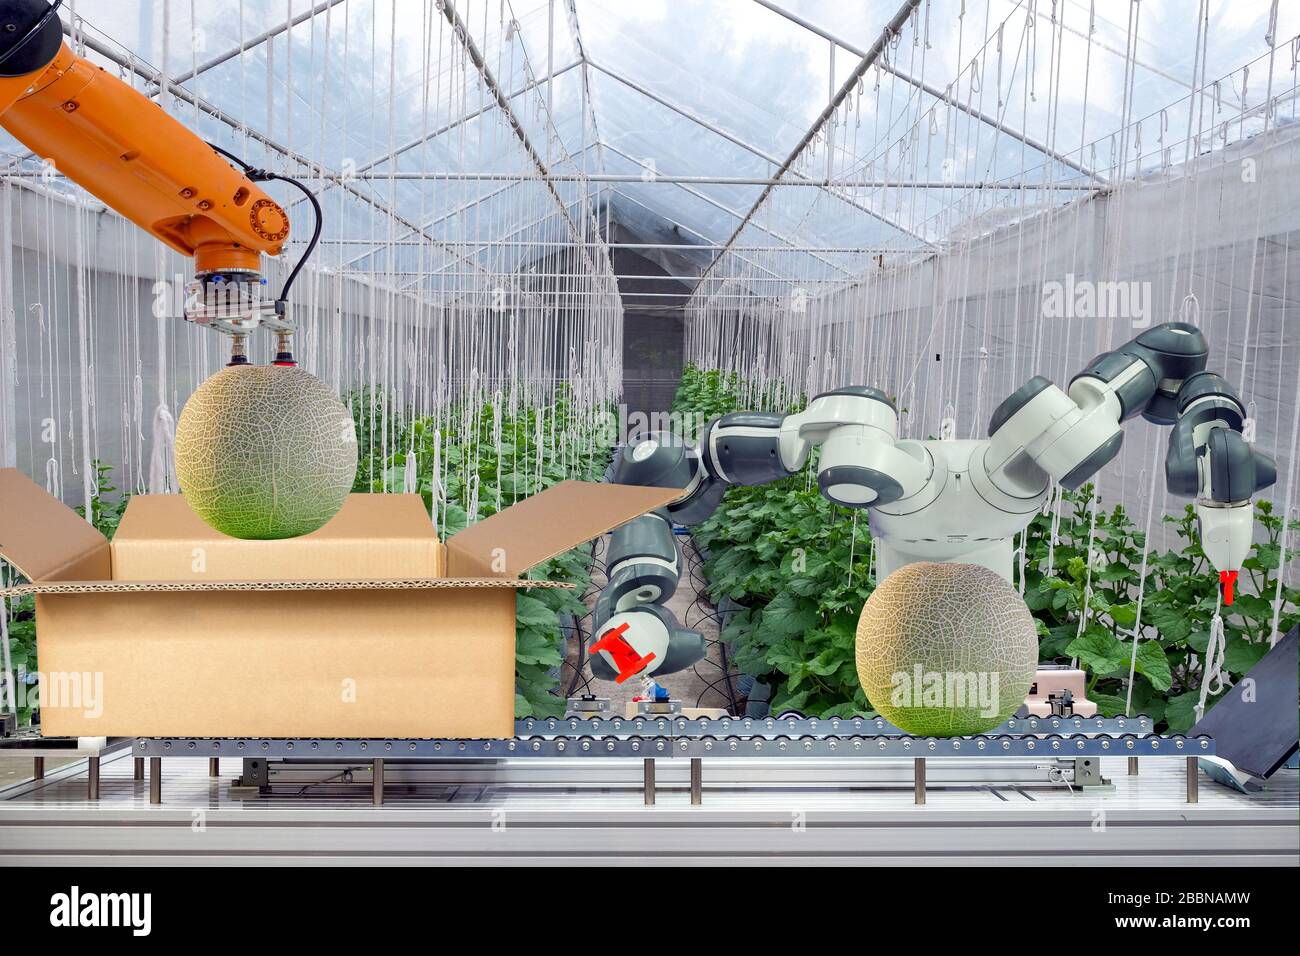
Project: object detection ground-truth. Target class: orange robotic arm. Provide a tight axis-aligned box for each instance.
[0,1,297,356]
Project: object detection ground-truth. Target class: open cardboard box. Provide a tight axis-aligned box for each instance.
[0,468,679,739]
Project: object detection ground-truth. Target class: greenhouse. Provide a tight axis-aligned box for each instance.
[0,0,1296,877]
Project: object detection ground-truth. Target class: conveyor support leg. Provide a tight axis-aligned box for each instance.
[133,757,144,780]
[148,757,161,805]
[1186,755,1198,804]
[690,758,702,805]
[87,756,99,800]
[373,758,384,806]
[643,758,655,806]
[914,757,926,805]
[33,756,43,780]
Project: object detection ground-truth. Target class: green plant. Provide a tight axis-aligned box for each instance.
[73,459,130,538]
[669,367,741,439]
[675,366,1300,731]
[353,388,613,717]
[675,366,877,717]
[1023,486,1299,731]
[1,595,37,727]
[692,475,879,717]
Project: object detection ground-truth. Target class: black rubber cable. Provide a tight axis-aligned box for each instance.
[205,142,322,316]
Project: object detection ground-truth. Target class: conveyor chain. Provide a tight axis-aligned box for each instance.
[516,712,1154,738]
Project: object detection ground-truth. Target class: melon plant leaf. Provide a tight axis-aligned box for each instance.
[1107,602,1138,628]
[757,591,820,638]
[1164,690,1203,733]
[769,688,811,716]
[1040,622,1079,659]
[516,629,563,667]
[1146,603,1192,643]
[786,576,824,597]
[515,594,558,628]
[1134,639,1173,692]
[1223,634,1269,674]
[1186,628,1211,654]
[1090,692,1129,717]
[1065,627,1129,677]
[441,503,469,536]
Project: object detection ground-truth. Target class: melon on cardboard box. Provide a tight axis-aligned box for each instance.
[0,468,679,739]
[174,365,357,540]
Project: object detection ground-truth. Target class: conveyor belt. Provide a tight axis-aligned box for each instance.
[133,731,1208,760]
[128,713,1207,806]
[516,713,1153,738]
[132,712,1166,761]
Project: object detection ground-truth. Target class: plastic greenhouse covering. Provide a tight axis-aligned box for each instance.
[0,0,1296,577]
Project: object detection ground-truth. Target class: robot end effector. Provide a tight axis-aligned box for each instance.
[1164,371,1276,574]
[988,322,1276,575]
[587,509,708,683]
[1072,323,1276,574]
[585,433,740,684]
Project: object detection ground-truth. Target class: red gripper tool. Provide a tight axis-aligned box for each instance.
[1219,570,1239,606]
[589,622,656,684]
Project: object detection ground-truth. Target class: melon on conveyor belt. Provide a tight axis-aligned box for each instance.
[856,562,1039,736]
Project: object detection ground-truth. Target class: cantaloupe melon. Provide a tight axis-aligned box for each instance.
[855,562,1038,736]
[175,365,357,539]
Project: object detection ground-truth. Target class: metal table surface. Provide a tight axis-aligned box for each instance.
[1,747,1294,866]
[0,735,133,800]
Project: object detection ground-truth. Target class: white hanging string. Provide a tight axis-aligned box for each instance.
[147,405,176,494]
[1196,599,1228,721]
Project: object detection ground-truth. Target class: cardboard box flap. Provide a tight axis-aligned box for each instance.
[0,577,573,598]
[0,468,111,582]
[445,480,683,577]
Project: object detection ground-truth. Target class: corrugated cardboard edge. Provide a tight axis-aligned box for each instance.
[1,577,572,598]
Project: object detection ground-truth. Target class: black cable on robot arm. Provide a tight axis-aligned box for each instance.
[566,538,609,698]
[565,614,590,698]
[206,141,254,172]
[205,142,323,316]
[718,640,739,711]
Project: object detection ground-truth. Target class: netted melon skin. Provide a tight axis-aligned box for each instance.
[855,562,1038,736]
[175,365,357,539]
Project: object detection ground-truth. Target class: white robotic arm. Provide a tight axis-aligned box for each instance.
[981,322,1276,577]
[589,387,925,683]
[589,323,1276,683]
